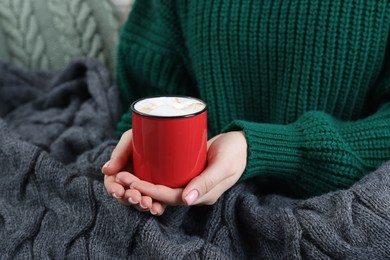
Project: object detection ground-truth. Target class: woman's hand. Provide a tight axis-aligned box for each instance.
[183,131,248,205]
[102,129,172,215]
[102,130,248,215]
[101,130,134,204]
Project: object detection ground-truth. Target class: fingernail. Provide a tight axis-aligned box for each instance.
[139,201,148,209]
[103,160,111,169]
[150,209,158,215]
[112,193,120,199]
[128,197,137,204]
[185,190,199,205]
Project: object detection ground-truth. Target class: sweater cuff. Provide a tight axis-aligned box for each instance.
[222,120,304,182]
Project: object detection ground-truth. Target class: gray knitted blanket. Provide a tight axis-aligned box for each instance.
[1,59,390,259]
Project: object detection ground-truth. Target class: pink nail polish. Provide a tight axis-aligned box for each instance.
[112,193,120,199]
[185,190,199,205]
[139,201,148,209]
[103,160,111,168]
[128,197,137,204]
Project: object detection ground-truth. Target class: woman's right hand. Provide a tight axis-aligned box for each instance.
[102,129,170,215]
[101,130,134,204]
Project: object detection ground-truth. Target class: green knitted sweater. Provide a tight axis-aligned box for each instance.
[116,0,390,197]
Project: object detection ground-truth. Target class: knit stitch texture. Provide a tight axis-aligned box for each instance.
[0,0,119,73]
[116,0,390,198]
[1,58,390,259]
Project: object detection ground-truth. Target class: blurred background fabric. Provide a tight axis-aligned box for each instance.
[0,0,135,74]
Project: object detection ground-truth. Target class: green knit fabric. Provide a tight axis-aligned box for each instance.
[0,0,119,73]
[116,0,390,197]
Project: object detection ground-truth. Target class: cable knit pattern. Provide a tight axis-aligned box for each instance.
[0,0,49,69]
[0,0,119,72]
[2,58,390,259]
[47,0,105,66]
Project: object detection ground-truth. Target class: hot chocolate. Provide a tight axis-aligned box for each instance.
[133,96,206,117]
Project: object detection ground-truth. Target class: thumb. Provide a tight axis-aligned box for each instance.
[102,129,133,175]
[182,161,225,206]
[181,135,222,205]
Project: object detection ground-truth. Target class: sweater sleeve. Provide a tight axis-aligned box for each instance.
[115,0,197,135]
[224,55,390,198]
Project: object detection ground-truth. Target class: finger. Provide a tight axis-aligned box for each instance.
[139,196,152,210]
[124,188,142,204]
[182,156,232,206]
[130,180,184,206]
[104,175,126,199]
[150,202,167,216]
[125,187,167,216]
[124,189,149,212]
[102,130,133,175]
[188,174,238,205]
[116,171,140,187]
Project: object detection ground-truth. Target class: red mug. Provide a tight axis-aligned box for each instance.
[131,96,207,188]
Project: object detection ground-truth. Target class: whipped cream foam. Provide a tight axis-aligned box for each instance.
[133,97,206,117]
